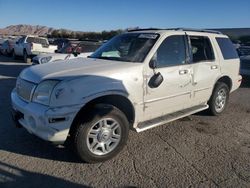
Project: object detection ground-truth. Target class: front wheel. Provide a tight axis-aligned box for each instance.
[73,105,129,163]
[208,82,229,116]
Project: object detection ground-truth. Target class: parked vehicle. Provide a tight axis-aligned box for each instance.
[236,46,250,77]
[13,35,58,63]
[240,55,250,76]
[237,46,250,57]
[0,39,6,55]
[32,40,102,64]
[51,38,79,51]
[0,39,16,56]
[11,28,242,163]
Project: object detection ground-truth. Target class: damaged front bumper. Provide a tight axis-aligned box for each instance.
[11,89,82,144]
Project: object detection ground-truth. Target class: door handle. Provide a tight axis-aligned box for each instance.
[211,65,218,70]
[179,70,189,75]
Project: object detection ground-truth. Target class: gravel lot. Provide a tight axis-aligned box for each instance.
[0,55,250,188]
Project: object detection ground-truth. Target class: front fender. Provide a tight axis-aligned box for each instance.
[50,75,129,107]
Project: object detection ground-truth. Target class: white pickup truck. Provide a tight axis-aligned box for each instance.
[13,35,57,63]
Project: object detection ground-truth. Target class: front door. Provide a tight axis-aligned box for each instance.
[143,35,193,121]
[15,37,25,56]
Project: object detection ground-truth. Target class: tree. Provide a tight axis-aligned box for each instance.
[50,29,125,40]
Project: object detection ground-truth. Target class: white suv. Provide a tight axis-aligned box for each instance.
[11,29,242,163]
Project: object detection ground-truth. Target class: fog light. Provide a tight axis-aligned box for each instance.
[48,117,66,123]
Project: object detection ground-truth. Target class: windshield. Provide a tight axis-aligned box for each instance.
[90,33,159,62]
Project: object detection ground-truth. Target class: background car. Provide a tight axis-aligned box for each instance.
[237,46,250,77]
[32,40,103,64]
[0,38,6,55]
[51,38,79,51]
[237,46,250,56]
[0,39,16,56]
[13,35,57,63]
[240,55,250,77]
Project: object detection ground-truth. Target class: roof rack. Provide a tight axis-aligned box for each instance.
[174,28,222,34]
[127,28,162,32]
[127,28,222,34]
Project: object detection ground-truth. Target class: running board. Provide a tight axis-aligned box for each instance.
[136,105,209,132]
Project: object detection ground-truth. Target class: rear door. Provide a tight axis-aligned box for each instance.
[188,35,221,105]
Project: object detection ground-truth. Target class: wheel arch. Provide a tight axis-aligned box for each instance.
[215,75,232,92]
[69,94,135,136]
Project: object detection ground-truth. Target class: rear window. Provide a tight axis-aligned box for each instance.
[26,37,48,45]
[216,38,238,60]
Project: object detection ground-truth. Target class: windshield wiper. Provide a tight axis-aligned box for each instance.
[93,56,121,61]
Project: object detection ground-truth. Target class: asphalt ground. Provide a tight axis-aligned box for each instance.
[0,55,250,188]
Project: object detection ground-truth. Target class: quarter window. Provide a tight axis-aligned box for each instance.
[216,37,238,60]
[190,36,215,63]
[153,35,186,68]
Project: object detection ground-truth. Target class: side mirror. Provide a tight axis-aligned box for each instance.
[148,72,164,88]
[15,41,19,45]
[54,50,58,53]
[149,58,157,69]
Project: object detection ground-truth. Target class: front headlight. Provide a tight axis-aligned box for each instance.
[41,56,52,64]
[32,80,59,105]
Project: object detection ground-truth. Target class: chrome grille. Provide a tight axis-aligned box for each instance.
[16,78,36,101]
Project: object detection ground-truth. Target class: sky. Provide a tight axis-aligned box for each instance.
[0,0,250,32]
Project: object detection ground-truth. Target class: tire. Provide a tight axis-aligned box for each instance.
[23,50,31,64]
[73,104,129,163]
[12,50,17,59]
[208,82,229,116]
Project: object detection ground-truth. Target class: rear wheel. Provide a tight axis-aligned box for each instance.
[208,82,229,116]
[73,105,129,163]
[23,50,31,64]
[12,50,17,59]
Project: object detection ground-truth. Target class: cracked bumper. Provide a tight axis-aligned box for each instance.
[11,89,82,144]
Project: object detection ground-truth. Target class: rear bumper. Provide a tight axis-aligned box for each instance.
[231,75,242,93]
[11,89,81,144]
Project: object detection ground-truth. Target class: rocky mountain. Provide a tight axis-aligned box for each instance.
[0,24,250,39]
[0,24,54,36]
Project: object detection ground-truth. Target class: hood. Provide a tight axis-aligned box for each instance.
[20,57,142,83]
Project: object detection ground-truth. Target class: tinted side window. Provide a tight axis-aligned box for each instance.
[216,37,238,60]
[190,36,215,63]
[19,37,25,43]
[154,35,186,68]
